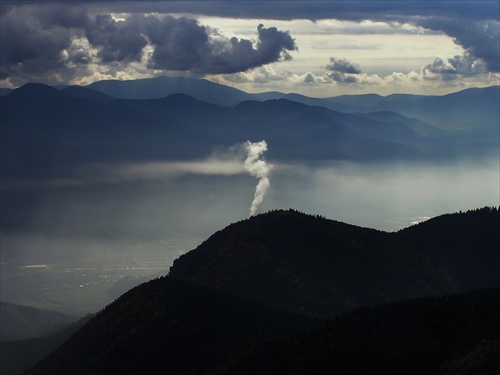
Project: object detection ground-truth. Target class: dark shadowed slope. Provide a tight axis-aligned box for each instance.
[224,288,500,375]
[24,277,310,375]
[170,208,500,318]
[22,208,500,375]
[396,207,500,289]
[24,285,500,375]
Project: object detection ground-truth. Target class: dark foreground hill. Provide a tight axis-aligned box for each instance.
[225,288,500,375]
[24,277,311,375]
[170,207,500,317]
[23,208,500,374]
[23,286,500,375]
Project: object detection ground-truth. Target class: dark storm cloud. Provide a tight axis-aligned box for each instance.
[144,15,211,71]
[422,53,487,81]
[0,4,296,83]
[209,23,297,74]
[326,57,361,75]
[1,1,498,85]
[416,17,500,73]
[146,18,296,74]
[324,57,362,83]
[155,0,499,74]
[66,1,495,23]
[86,14,148,63]
[0,5,83,82]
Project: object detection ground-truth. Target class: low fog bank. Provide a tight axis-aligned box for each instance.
[269,158,499,231]
[1,157,497,311]
[1,158,498,265]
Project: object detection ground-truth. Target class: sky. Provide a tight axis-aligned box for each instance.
[1,1,499,96]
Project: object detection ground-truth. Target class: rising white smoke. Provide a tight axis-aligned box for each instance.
[243,140,273,216]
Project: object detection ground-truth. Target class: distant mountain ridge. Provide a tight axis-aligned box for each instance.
[2,81,497,183]
[86,75,254,107]
[7,76,494,133]
[328,86,500,131]
[81,76,499,131]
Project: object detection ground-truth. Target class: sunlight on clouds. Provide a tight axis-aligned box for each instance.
[213,53,499,97]
[199,17,486,96]
[1,4,497,95]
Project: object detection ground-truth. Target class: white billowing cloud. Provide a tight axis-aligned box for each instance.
[243,141,273,216]
[214,65,296,85]
[215,54,499,97]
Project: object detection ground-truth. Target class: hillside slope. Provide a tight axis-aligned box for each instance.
[224,288,500,375]
[25,285,500,375]
[24,277,310,375]
[170,208,500,317]
[23,208,500,374]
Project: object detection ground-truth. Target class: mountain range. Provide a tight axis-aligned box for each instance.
[20,207,500,375]
[1,77,499,374]
[81,76,500,131]
[1,78,498,181]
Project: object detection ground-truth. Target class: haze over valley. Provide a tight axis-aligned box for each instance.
[1,78,498,316]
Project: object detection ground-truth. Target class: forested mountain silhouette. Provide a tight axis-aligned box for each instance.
[23,208,500,374]
[224,288,500,375]
[24,277,311,375]
[170,208,499,317]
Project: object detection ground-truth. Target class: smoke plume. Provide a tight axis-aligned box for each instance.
[243,140,272,216]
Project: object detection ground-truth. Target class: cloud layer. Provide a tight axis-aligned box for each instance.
[0,6,296,85]
[0,1,498,92]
